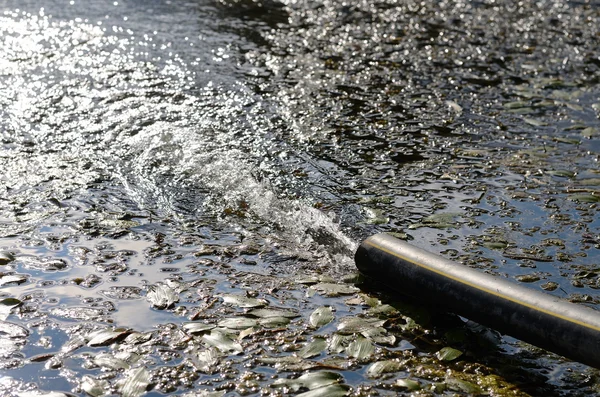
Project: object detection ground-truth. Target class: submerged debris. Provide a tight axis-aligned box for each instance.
[117,367,151,397]
[309,306,334,329]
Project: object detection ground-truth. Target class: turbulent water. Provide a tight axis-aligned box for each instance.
[1,1,600,396]
[0,1,357,267]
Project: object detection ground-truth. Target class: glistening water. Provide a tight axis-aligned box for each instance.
[1,0,599,396]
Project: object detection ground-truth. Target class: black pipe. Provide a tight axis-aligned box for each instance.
[355,233,600,368]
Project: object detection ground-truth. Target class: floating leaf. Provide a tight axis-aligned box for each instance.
[295,276,320,285]
[238,326,259,339]
[87,327,132,347]
[259,356,317,371]
[516,274,540,283]
[564,123,588,131]
[46,343,75,368]
[0,320,29,338]
[183,322,215,334]
[94,353,130,370]
[0,298,22,321]
[346,337,374,360]
[483,241,508,250]
[202,330,243,354]
[310,283,359,297]
[0,252,15,266]
[192,346,222,373]
[569,194,600,203]
[523,117,547,127]
[21,257,68,271]
[409,213,459,229]
[81,375,110,397]
[344,297,363,305]
[219,294,267,308]
[436,346,463,361]
[361,294,381,308]
[0,337,24,352]
[0,274,28,286]
[367,304,398,317]
[446,100,462,113]
[259,316,291,328]
[400,317,420,332]
[146,283,179,309]
[297,372,342,390]
[273,371,342,392]
[124,332,153,345]
[298,337,327,358]
[218,317,258,330]
[445,376,481,394]
[366,360,403,378]
[577,178,600,186]
[553,136,581,144]
[296,384,350,397]
[396,378,421,391]
[328,334,352,354]
[61,335,86,354]
[337,317,386,334]
[581,127,599,138]
[309,306,334,328]
[541,281,559,291]
[116,351,141,367]
[546,170,575,178]
[361,326,396,345]
[118,367,151,397]
[503,101,529,109]
[363,207,389,225]
[566,102,584,111]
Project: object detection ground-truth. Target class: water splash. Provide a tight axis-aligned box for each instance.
[194,152,358,264]
[116,113,358,271]
[0,10,358,272]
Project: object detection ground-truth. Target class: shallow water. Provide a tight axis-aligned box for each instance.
[1,0,600,396]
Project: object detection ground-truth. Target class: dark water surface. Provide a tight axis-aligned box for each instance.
[1,0,600,396]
